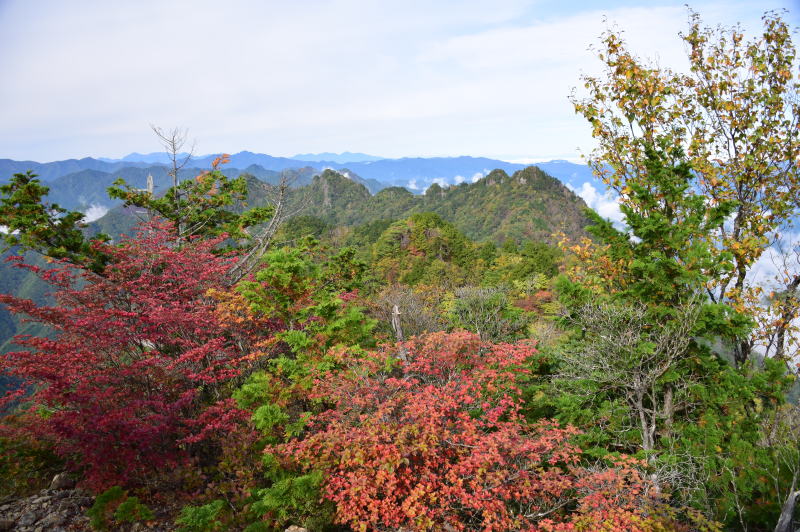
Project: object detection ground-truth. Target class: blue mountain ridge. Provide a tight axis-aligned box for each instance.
[0,152,603,200]
[290,152,383,164]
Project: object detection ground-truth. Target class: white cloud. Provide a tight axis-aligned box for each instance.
[471,171,485,183]
[749,231,800,288]
[432,177,449,187]
[568,182,625,225]
[406,179,420,190]
[747,231,800,364]
[83,204,109,223]
[0,1,792,161]
[453,175,466,184]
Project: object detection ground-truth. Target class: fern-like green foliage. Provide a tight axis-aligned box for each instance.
[87,486,126,530]
[114,496,154,523]
[175,499,226,532]
[86,484,155,530]
[248,463,332,531]
[230,241,379,530]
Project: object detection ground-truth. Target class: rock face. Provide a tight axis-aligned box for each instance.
[48,473,76,491]
[0,487,92,531]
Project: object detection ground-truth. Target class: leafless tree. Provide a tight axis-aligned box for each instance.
[557,299,701,490]
[150,125,194,236]
[450,285,526,342]
[151,125,194,189]
[227,175,307,284]
[370,284,448,339]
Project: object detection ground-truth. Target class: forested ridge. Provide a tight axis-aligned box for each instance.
[87,165,591,245]
[0,9,799,532]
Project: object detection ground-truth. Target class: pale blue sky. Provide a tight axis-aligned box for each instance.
[0,0,797,162]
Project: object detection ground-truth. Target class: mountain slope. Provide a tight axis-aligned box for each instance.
[0,158,158,183]
[42,165,286,212]
[326,156,527,190]
[289,166,591,244]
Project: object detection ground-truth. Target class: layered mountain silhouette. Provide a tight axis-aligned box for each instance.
[1,151,599,199]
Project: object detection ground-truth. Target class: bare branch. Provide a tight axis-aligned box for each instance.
[227,173,299,284]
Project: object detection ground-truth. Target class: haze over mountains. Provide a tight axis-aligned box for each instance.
[0,150,612,229]
[290,152,384,163]
[1,150,600,196]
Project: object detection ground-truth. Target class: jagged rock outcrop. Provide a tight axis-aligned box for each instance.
[0,487,92,531]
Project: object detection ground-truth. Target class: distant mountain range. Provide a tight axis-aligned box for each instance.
[290,152,384,163]
[0,157,155,182]
[1,151,600,195]
[98,151,384,165]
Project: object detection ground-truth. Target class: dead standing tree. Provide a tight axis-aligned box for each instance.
[150,125,194,238]
[139,126,303,284]
[227,174,305,284]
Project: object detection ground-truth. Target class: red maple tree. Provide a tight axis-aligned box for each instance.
[0,222,250,489]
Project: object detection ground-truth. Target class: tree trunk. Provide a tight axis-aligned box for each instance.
[773,489,799,532]
[392,305,408,361]
[635,393,661,495]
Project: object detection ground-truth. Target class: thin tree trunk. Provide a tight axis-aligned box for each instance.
[775,274,800,361]
[392,304,408,362]
[774,483,799,532]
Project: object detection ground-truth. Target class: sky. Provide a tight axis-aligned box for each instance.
[1,0,798,163]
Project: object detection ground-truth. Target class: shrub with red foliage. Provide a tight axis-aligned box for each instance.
[514,290,554,312]
[273,331,659,531]
[0,222,251,489]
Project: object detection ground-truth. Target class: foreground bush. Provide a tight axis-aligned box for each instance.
[0,222,250,489]
[270,331,680,530]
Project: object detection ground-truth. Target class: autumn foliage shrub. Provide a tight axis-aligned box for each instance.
[271,331,661,530]
[0,222,251,489]
[0,411,63,497]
